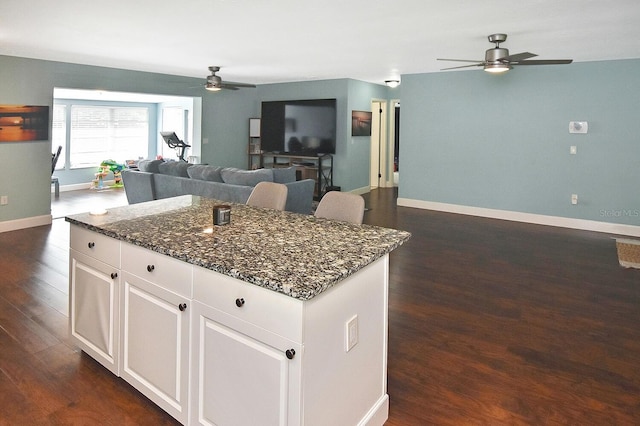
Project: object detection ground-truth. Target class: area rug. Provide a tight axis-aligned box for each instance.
[615,238,640,269]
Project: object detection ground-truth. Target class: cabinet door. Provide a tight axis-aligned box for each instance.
[69,250,120,375]
[191,301,301,426]
[120,272,190,424]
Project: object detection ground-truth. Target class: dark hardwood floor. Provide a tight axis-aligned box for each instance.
[1,188,639,424]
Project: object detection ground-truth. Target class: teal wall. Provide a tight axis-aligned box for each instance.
[0,55,246,222]
[347,79,392,190]
[399,59,640,226]
[0,55,386,225]
[3,53,639,229]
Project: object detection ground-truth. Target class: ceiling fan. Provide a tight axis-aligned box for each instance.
[438,34,573,73]
[204,66,256,91]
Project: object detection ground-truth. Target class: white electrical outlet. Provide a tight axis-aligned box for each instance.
[345,315,358,352]
[570,146,577,155]
[0,195,8,205]
[571,194,578,205]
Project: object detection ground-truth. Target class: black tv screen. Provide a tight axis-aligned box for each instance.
[260,99,337,155]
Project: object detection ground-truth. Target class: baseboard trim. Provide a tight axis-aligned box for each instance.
[51,182,95,193]
[358,394,389,426]
[351,186,372,196]
[0,214,52,233]
[397,198,640,238]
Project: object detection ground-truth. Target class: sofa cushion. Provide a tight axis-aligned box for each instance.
[272,166,297,183]
[220,168,273,187]
[187,165,224,182]
[158,161,192,177]
[137,159,164,173]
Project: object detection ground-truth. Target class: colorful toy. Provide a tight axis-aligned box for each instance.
[91,160,126,189]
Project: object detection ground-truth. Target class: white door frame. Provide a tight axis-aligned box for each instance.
[388,99,400,188]
[370,100,389,189]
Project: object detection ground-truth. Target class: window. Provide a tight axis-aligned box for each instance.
[69,106,149,169]
[51,88,198,177]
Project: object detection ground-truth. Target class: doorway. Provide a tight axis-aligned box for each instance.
[370,100,388,189]
[392,100,400,187]
[370,99,399,190]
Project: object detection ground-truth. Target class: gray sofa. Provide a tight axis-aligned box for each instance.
[121,160,315,214]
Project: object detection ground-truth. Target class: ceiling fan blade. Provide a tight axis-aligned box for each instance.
[504,52,537,62]
[222,81,256,89]
[441,63,484,71]
[514,59,573,65]
[437,58,484,63]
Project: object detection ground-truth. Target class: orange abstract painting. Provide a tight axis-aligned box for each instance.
[0,105,49,142]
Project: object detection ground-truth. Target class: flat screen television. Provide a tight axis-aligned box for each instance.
[260,99,337,156]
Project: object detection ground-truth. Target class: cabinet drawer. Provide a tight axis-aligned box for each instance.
[70,225,120,268]
[193,266,303,342]
[121,242,192,298]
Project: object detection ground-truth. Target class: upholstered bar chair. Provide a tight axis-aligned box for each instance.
[246,181,288,211]
[314,191,365,224]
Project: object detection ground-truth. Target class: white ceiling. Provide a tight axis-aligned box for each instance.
[2,0,640,86]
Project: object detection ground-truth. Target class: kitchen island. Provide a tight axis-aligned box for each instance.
[66,195,410,426]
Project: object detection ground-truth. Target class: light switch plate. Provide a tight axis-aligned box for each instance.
[345,315,358,352]
[569,121,588,134]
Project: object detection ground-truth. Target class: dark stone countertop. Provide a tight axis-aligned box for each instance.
[66,195,411,300]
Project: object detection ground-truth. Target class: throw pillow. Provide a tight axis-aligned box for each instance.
[220,168,274,186]
[137,159,164,173]
[158,161,192,177]
[272,166,297,183]
[187,165,224,182]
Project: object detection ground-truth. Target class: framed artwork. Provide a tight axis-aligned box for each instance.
[351,110,372,136]
[249,118,260,137]
[0,105,49,142]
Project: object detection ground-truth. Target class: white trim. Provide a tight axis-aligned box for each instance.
[397,198,640,238]
[0,215,52,233]
[358,394,389,426]
[52,182,94,193]
[350,186,371,196]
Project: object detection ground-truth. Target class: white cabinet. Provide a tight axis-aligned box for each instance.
[191,266,302,425]
[191,300,301,426]
[69,225,121,375]
[120,243,192,424]
[190,259,390,426]
[69,224,391,426]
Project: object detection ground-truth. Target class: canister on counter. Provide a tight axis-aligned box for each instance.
[213,205,231,225]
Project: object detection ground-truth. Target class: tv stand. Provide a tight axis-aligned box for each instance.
[262,153,333,200]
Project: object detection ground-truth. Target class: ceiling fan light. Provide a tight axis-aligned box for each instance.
[484,63,511,73]
[385,79,400,88]
[205,83,222,92]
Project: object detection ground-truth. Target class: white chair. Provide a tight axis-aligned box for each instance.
[314,191,365,224]
[246,181,288,211]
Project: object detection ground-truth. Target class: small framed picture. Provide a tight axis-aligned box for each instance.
[351,110,372,136]
[249,118,260,137]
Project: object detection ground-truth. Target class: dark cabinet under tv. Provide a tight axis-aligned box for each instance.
[262,153,333,200]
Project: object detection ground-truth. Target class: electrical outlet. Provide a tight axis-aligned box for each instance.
[570,146,577,155]
[0,195,8,205]
[345,315,358,352]
[571,194,578,205]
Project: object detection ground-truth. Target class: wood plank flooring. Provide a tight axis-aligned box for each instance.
[1,188,639,424]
